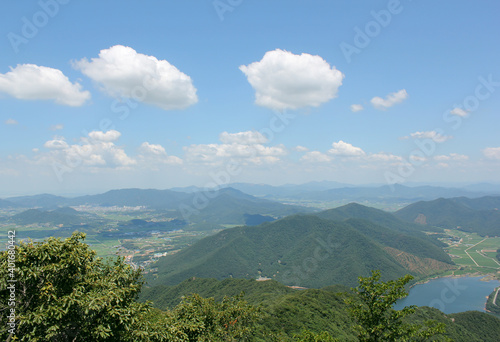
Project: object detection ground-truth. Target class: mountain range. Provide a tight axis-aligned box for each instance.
[148,203,453,288]
[5,182,499,209]
[2,187,314,229]
[395,197,500,236]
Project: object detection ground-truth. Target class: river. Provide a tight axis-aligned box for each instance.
[394,276,500,314]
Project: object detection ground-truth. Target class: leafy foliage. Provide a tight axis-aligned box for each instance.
[485,287,500,315]
[140,277,295,310]
[448,310,500,341]
[169,293,260,341]
[0,233,262,341]
[0,232,152,341]
[346,270,446,341]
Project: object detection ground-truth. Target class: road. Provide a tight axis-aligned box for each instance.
[464,238,486,267]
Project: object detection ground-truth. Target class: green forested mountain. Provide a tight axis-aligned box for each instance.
[451,196,500,210]
[0,198,18,208]
[180,187,314,227]
[139,277,500,342]
[140,278,296,310]
[69,188,192,208]
[395,197,500,236]
[148,213,453,288]
[5,193,68,208]
[4,187,313,229]
[316,202,445,236]
[6,208,90,226]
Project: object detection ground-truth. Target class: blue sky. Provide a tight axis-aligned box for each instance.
[1,0,499,196]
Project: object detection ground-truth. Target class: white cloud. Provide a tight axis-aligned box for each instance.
[184,131,287,165]
[350,104,363,112]
[434,153,469,162]
[294,145,309,152]
[328,140,365,156]
[483,147,500,160]
[50,124,64,131]
[409,155,427,162]
[300,151,332,163]
[44,137,69,150]
[140,142,166,155]
[139,142,183,165]
[219,131,268,145]
[88,130,121,142]
[73,45,197,110]
[0,64,90,106]
[368,153,402,162]
[4,119,18,125]
[370,89,408,110]
[43,130,135,167]
[239,49,344,110]
[407,131,452,143]
[450,107,468,117]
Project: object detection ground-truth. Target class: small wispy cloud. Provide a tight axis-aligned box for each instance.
[401,130,453,143]
[483,147,500,160]
[50,124,64,131]
[371,89,408,110]
[450,107,468,117]
[4,118,18,125]
[350,104,364,112]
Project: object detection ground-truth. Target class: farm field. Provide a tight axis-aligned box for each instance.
[443,229,500,276]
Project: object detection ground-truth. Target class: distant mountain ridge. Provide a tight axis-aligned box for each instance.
[2,187,314,229]
[4,182,497,208]
[0,199,18,208]
[6,207,91,226]
[291,183,489,202]
[395,196,500,236]
[6,194,68,209]
[171,182,495,203]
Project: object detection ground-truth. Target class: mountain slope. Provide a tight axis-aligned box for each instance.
[184,187,314,226]
[148,214,452,288]
[7,208,87,226]
[140,278,296,310]
[395,197,500,236]
[292,184,486,202]
[140,277,500,342]
[68,188,192,208]
[316,202,439,234]
[6,194,68,208]
[0,199,18,208]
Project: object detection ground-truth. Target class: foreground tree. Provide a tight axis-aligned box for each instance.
[0,232,156,341]
[169,293,260,341]
[0,232,262,341]
[346,270,447,342]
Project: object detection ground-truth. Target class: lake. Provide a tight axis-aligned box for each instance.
[394,276,500,314]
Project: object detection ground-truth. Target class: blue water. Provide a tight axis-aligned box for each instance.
[394,276,500,314]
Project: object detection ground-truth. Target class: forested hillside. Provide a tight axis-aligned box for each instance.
[148,212,453,288]
[395,197,500,236]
